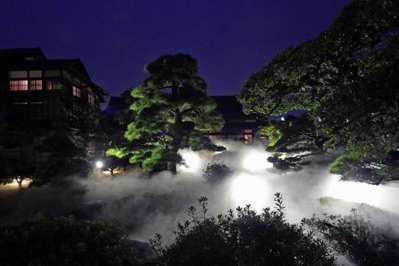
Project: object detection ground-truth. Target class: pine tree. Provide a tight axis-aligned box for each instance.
[107,54,224,173]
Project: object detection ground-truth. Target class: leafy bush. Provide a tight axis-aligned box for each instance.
[329,152,361,175]
[151,194,335,266]
[203,163,232,183]
[259,125,283,150]
[304,210,399,266]
[0,216,143,266]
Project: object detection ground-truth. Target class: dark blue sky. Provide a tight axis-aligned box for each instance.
[0,0,349,97]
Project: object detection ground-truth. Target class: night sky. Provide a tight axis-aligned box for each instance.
[0,0,349,98]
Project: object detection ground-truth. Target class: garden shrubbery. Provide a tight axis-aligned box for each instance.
[152,194,335,266]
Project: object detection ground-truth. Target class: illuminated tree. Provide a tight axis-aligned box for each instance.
[239,0,399,181]
[107,54,224,173]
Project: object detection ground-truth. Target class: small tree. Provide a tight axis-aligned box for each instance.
[0,126,36,186]
[107,54,224,173]
[34,128,90,180]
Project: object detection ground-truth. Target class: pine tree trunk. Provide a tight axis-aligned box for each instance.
[16,177,23,188]
[168,86,182,174]
[169,115,182,175]
[168,161,177,174]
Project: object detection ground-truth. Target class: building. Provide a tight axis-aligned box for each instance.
[103,95,259,145]
[209,96,258,143]
[0,48,105,129]
[0,48,106,177]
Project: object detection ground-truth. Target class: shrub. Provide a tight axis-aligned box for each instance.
[203,163,232,183]
[329,152,361,175]
[304,210,399,266]
[152,194,335,266]
[0,216,143,266]
[259,125,283,150]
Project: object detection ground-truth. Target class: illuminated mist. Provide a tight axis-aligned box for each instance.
[1,141,399,247]
[76,141,399,243]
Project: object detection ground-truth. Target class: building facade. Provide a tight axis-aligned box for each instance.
[0,48,105,130]
[0,48,106,178]
[209,96,258,144]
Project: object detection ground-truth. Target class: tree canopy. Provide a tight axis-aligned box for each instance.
[107,54,224,173]
[239,0,399,178]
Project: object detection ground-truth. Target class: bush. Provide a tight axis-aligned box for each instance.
[259,125,283,150]
[329,152,361,175]
[152,194,335,266]
[304,210,399,266]
[203,163,232,183]
[0,216,143,266]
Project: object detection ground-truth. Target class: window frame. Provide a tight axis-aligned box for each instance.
[9,70,44,91]
[9,80,29,91]
[72,86,82,98]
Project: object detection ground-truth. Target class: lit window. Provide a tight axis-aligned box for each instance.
[30,80,43,90]
[72,86,81,97]
[9,80,28,91]
[87,87,96,106]
[9,71,28,79]
[47,80,59,90]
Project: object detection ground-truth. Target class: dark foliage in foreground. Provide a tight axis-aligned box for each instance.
[0,216,142,266]
[305,210,399,266]
[0,128,90,185]
[2,197,398,266]
[151,194,335,266]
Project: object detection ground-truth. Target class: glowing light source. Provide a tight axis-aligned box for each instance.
[0,178,33,190]
[230,173,269,211]
[95,160,104,169]
[178,149,202,173]
[241,150,273,172]
[325,175,383,207]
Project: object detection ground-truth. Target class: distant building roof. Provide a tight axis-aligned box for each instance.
[0,47,107,100]
[0,47,46,62]
[212,95,255,121]
[104,95,255,120]
[107,97,128,112]
[47,59,91,78]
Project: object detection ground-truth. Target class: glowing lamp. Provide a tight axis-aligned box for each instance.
[95,160,104,169]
